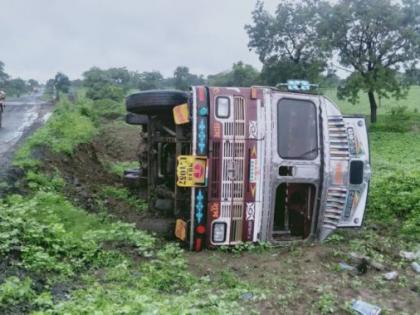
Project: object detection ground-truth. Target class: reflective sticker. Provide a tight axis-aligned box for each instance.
[249,120,257,138]
[198,87,206,103]
[210,202,220,219]
[195,189,205,224]
[176,156,207,187]
[197,118,207,154]
[213,122,221,139]
[250,183,256,198]
[334,162,345,185]
[173,103,189,125]
[246,203,255,221]
[175,219,187,241]
[251,146,257,158]
[199,106,208,116]
[249,159,257,183]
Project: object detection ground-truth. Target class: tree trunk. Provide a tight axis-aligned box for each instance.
[368,90,377,123]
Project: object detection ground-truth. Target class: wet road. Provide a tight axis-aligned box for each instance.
[0,92,53,178]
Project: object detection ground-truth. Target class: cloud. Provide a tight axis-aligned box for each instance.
[0,0,279,82]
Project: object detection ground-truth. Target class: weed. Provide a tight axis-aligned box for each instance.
[101,185,147,212]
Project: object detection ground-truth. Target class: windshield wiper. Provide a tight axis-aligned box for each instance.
[293,147,318,159]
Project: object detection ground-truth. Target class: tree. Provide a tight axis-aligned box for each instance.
[403,67,420,85]
[208,62,260,87]
[4,78,28,97]
[0,61,9,87]
[27,79,40,91]
[136,71,164,90]
[321,0,420,123]
[245,0,329,85]
[106,67,131,91]
[173,66,205,90]
[54,73,71,100]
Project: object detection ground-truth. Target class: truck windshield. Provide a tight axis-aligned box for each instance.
[277,98,317,160]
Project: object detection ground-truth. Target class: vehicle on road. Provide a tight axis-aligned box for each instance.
[0,90,5,128]
[125,82,371,251]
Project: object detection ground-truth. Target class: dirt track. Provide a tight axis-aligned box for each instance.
[0,91,53,184]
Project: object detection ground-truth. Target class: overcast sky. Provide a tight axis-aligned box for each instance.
[0,0,280,82]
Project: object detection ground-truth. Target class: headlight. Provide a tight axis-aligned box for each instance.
[212,222,227,243]
[216,97,230,118]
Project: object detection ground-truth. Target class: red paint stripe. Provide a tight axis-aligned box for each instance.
[198,87,205,103]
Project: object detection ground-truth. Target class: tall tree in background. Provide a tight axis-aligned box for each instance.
[173,66,205,90]
[208,62,260,87]
[5,78,27,97]
[246,0,329,85]
[54,72,71,100]
[0,61,9,87]
[321,0,420,123]
[27,79,40,91]
[136,71,164,90]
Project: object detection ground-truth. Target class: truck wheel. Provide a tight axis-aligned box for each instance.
[126,90,189,115]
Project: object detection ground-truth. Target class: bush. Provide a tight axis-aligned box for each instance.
[368,171,420,240]
[92,99,124,119]
[86,84,124,102]
[369,106,418,133]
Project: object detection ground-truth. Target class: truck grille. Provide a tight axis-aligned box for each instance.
[323,187,347,229]
[328,116,350,159]
[220,202,244,244]
[323,115,350,231]
[220,97,246,243]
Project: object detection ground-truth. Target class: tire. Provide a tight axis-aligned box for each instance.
[126,90,189,115]
[125,113,149,125]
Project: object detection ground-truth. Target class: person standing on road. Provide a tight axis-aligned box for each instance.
[0,90,6,128]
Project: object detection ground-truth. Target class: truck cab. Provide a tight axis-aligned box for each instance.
[125,83,371,251]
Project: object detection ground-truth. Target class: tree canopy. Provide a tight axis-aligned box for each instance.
[246,0,329,85]
[208,62,260,87]
[321,0,420,122]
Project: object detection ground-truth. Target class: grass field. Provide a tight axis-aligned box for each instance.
[321,85,420,115]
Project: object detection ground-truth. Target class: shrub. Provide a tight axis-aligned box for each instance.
[368,171,420,240]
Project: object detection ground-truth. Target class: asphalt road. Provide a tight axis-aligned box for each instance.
[0,91,53,182]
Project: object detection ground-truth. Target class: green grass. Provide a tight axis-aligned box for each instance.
[321,85,420,115]
[14,98,98,169]
[107,161,139,178]
[101,185,147,212]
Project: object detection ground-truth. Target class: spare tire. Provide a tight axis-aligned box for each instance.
[126,90,189,115]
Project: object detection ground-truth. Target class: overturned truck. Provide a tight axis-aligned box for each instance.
[125,83,371,251]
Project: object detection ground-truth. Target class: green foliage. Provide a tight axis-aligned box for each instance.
[101,186,147,212]
[3,78,29,97]
[0,277,34,307]
[86,84,125,102]
[246,1,329,84]
[173,66,205,90]
[107,161,139,177]
[323,0,420,121]
[53,72,71,100]
[14,98,97,168]
[368,172,420,239]
[369,107,419,133]
[135,71,165,90]
[208,61,260,87]
[91,98,125,118]
[368,130,420,240]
